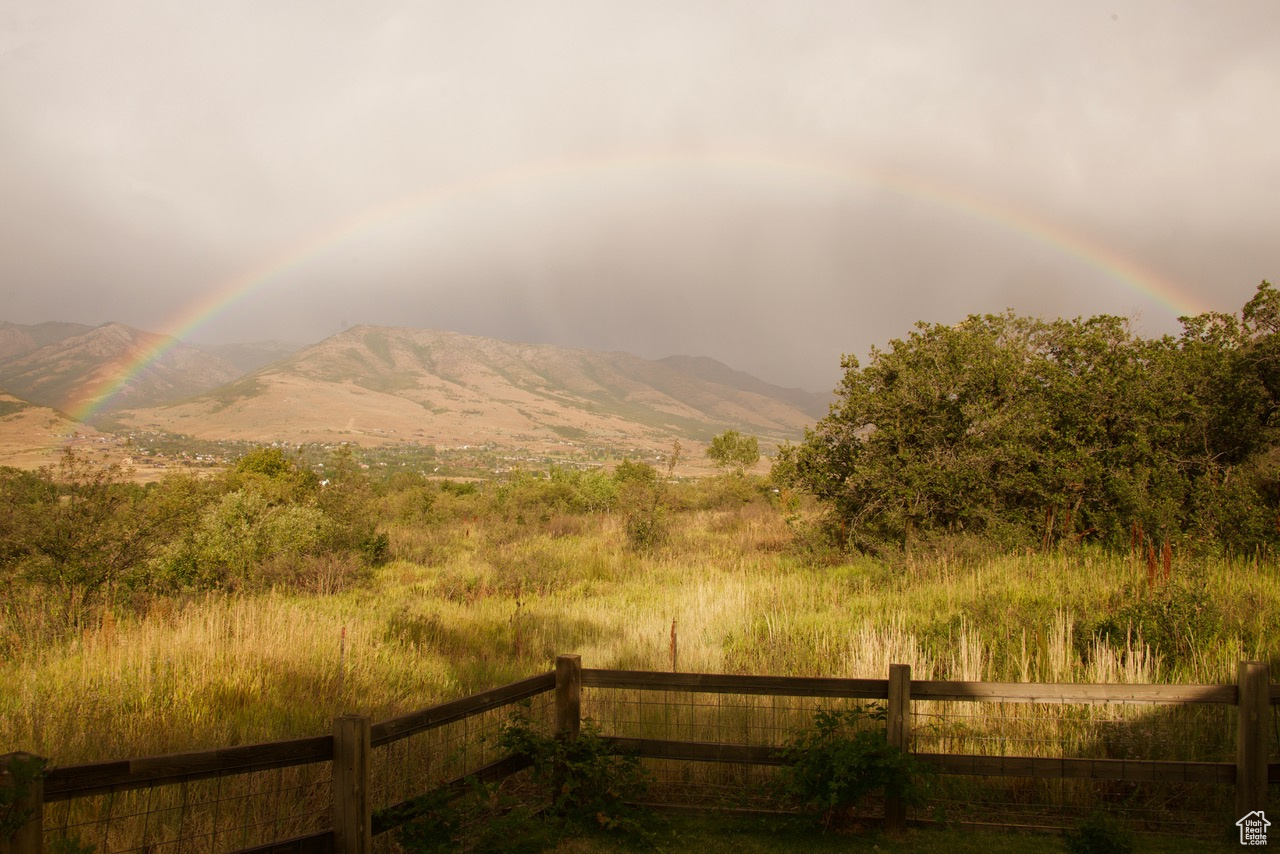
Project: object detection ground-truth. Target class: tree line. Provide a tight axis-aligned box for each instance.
[0,439,772,632]
[775,281,1280,556]
[0,446,385,628]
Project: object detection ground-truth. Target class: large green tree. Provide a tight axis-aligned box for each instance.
[706,430,760,476]
[777,282,1280,554]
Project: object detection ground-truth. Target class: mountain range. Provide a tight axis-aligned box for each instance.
[0,321,830,462]
[0,322,243,416]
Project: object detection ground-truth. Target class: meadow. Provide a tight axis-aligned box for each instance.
[3,481,1276,769]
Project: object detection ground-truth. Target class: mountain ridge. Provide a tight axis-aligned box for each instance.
[0,321,96,360]
[0,322,241,417]
[109,325,828,454]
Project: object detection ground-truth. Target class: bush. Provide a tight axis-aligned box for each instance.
[387,702,660,851]
[158,491,336,590]
[495,704,655,838]
[1087,582,1221,670]
[777,706,932,828]
[623,510,667,552]
[0,754,44,838]
[681,472,761,510]
[612,458,657,487]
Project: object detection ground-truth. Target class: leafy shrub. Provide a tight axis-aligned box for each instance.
[777,706,932,827]
[0,754,44,838]
[382,483,437,523]
[359,531,391,566]
[681,472,760,510]
[1088,582,1221,669]
[226,447,318,503]
[389,702,660,852]
[623,509,667,552]
[612,458,657,486]
[782,286,1280,555]
[617,475,668,552]
[496,704,655,838]
[158,491,336,589]
[568,469,619,513]
[492,468,619,522]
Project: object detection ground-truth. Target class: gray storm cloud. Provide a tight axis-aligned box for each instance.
[1,0,1276,390]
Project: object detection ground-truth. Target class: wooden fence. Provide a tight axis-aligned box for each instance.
[2,657,1276,853]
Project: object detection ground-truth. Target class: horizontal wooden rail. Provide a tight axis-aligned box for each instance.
[44,734,333,801]
[583,669,889,699]
[584,668,1238,705]
[603,736,1236,784]
[371,672,554,746]
[607,736,787,765]
[16,661,1269,851]
[234,830,333,854]
[41,673,554,802]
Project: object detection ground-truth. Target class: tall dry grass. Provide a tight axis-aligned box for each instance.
[3,498,1277,769]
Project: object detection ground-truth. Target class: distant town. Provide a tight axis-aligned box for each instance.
[57,428,672,482]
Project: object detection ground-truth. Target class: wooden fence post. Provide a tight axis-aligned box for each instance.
[555,654,582,741]
[0,752,44,854]
[885,663,912,833]
[1235,660,1270,818]
[332,715,371,854]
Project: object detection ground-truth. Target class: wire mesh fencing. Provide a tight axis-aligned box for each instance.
[42,761,332,854]
[584,686,884,809]
[8,662,1270,851]
[578,668,1257,838]
[371,689,556,817]
[25,675,558,854]
[909,696,1237,834]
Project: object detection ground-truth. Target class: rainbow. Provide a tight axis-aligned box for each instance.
[68,149,1209,423]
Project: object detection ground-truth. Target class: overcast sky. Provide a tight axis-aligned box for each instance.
[2,1,1276,390]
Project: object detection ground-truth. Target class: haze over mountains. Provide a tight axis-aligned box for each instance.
[0,322,242,415]
[109,326,827,451]
[0,321,96,359]
[0,321,830,461]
